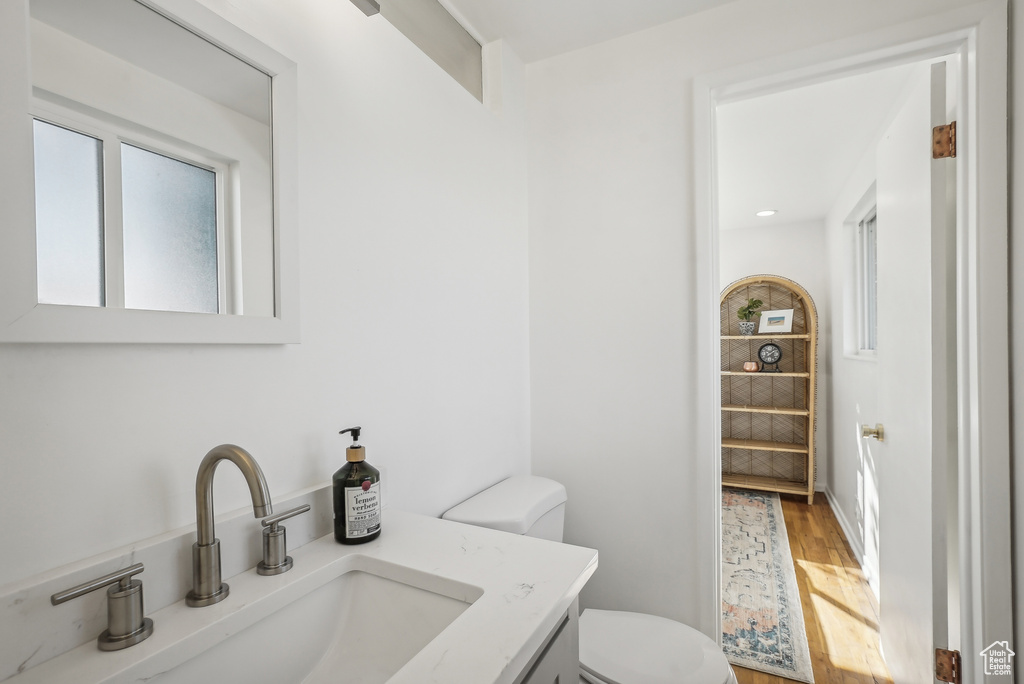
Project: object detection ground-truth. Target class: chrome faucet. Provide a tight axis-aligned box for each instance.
[186,444,273,607]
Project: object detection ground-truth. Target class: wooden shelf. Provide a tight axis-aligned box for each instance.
[722,437,809,453]
[721,371,810,378]
[722,404,810,416]
[722,473,810,497]
[720,334,811,340]
[721,275,817,504]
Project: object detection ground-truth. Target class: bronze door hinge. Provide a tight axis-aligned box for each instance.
[933,122,957,159]
[936,647,962,684]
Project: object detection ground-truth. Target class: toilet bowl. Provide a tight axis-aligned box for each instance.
[442,476,737,684]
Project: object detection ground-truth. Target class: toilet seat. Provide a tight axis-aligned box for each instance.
[578,610,736,684]
[441,478,736,684]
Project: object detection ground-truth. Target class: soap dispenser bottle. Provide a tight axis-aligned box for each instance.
[333,426,382,544]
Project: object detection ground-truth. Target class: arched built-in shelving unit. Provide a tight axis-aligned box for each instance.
[720,275,817,504]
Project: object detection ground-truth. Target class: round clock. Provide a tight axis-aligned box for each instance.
[758,342,783,370]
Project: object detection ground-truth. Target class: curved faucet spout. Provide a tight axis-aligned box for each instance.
[195,444,273,546]
[187,444,273,607]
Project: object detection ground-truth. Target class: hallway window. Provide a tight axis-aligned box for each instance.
[857,208,878,351]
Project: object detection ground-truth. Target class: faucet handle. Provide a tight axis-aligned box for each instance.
[257,504,311,576]
[261,504,311,530]
[51,563,154,651]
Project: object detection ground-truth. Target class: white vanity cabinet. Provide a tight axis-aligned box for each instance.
[515,600,580,684]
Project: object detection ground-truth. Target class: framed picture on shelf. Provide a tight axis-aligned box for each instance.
[757,308,794,334]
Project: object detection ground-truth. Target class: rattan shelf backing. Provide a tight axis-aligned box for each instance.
[721,274,817,504]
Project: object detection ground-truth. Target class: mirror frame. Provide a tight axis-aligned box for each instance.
[0,0,299,343]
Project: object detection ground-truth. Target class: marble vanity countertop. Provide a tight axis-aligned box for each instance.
[4,511,598,684]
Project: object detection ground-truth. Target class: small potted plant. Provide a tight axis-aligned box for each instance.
[737,298,763,335]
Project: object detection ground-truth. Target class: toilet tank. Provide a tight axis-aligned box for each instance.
[441,476,566,542]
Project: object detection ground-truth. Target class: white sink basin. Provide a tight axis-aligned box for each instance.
[3,511,597,684]
[151,562,481,684]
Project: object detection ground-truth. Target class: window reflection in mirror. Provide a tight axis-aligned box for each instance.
[29,0,274,317]
[33,119,105,307]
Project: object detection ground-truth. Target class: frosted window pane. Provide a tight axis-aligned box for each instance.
[33,119,104,307]
[121,144,218,313]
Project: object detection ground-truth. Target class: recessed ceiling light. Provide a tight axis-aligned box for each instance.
[756,209,777,217]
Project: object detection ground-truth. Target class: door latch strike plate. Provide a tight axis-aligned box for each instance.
[935,648,961,684]
[933,122,956,159]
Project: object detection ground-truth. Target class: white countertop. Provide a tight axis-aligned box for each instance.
[5,510,598,684]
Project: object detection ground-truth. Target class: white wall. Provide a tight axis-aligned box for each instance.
[526,0,991,631]
[0,0,530,588]
[823,128,883,595]
[719,220,831,489]
[719,221,828,296]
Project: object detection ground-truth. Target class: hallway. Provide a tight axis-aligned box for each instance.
[733,495,892,684]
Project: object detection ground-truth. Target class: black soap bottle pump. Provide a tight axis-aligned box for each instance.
[333,426,382,544]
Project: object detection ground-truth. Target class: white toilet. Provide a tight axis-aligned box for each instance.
[442,476,737,684]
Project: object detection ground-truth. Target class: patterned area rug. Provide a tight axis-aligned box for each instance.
[722,488,814,683]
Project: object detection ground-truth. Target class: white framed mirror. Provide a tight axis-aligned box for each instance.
[0,0,298,343]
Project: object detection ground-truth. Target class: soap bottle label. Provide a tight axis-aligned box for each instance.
[344,481,381,538]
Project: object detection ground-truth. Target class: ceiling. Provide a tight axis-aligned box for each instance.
[434,0,923,232]
[716,63,920,231]
[440,0,738,63]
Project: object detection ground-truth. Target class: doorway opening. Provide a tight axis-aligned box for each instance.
[713,54,958,682]
[694,6,1011,681]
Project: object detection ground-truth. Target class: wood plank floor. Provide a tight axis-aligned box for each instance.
[732,493,893,684]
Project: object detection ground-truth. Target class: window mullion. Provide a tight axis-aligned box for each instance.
[218,167,233,315]
[103,134,125,309]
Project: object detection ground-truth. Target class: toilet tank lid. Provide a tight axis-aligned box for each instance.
[442,476,567,535]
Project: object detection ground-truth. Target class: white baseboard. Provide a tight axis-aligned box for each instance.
[822,486,865,567]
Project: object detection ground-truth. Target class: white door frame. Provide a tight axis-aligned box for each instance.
[692,2,1010,678]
